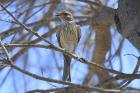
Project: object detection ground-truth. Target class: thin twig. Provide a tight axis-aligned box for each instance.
[0,38,121,93]
[4,44,51,49]
[0,2,140,78]
[119,54,140,88]
[26,86,121,93]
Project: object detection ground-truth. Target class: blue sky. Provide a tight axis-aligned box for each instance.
[0,0,140,93]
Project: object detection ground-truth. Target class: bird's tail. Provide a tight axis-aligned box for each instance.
[63,55,71,81]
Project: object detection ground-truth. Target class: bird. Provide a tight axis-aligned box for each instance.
[56,10,81,81]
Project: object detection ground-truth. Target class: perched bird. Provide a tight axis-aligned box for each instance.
[56,10,81,81]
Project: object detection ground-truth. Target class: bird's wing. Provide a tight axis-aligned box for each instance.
[76,25,81,42]
[56,26,62,47]
[114,12,121,31]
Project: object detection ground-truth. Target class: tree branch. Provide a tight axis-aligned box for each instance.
[0,2,140,80]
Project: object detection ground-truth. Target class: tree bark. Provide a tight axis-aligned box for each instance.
[117,0,140,50]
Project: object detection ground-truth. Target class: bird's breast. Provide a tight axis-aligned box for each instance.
[60,23,78,52]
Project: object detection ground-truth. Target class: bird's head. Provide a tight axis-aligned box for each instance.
[56,10,74,21]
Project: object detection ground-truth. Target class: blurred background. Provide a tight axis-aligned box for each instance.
[0,0,139,93]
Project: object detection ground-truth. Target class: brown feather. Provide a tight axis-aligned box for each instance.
[56,10,81,81]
